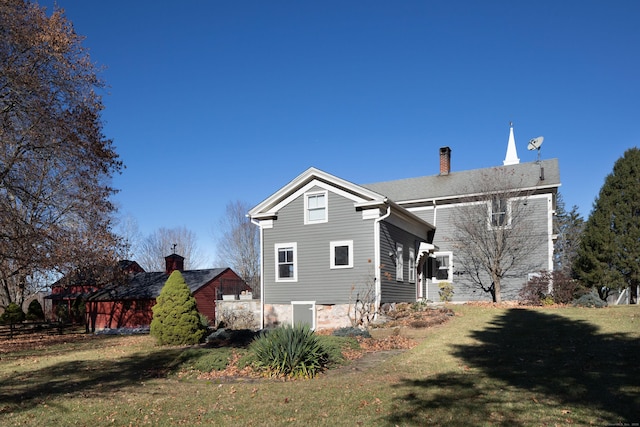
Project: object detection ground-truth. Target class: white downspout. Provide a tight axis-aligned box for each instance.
[374,201,392,314]
[251,218,265,329]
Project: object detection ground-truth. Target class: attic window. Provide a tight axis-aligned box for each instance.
[305,191,327,224]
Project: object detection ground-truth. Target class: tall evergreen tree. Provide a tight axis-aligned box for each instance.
[150,271,206,345]
[553,193,584,275]
[574,148,640,303]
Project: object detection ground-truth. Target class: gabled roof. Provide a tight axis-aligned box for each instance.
[88,268,230,301]
[249,167,386,219]
[362,158,560,206]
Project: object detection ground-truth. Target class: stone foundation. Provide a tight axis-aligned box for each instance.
[217,301,361,331]
[264,303,353,330]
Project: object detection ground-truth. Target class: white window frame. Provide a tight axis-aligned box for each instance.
[433,251,453,283]
[408,246,416,283]
[489,198,511,228]
[396,244,404,281]
[304,191,328,224]
[275,242,297,282]
[330,240,353,269]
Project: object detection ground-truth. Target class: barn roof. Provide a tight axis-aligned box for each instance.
[88,268,230,301]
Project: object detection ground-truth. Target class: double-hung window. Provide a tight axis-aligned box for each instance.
[275,243,297,282]
[433,252,453,282]
[490,198,510,227]
[330,240,353,269]
[305,191,327,224]
[396,244,404,281]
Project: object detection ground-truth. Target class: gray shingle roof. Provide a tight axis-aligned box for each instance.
[362,159,560,204]
[88,268,229,301]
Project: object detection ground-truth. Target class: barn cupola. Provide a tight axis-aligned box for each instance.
[165,252,185,274]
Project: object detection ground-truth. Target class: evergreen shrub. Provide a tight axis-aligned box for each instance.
[332,326,371,338]
[0,302,25,325]
[26,300,45,321]
[573,292,608,308]
[150,271,206,346]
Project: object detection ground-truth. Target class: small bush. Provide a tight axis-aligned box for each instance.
[250,324,330,378]
[551,271,587,304]
[332,326,371,338]
[541,295,555,306]
[573,292,608,308]
[520,271,588,306]
[26,300,45,321]
[411,300,428,311]
[55,303,69,323]
[438,282,454,302]
[519,273,551,305]
[0,302,25,325]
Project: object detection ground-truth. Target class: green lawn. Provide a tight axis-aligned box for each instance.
[1,305,638,426]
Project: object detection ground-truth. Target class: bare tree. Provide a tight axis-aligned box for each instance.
[137,227,207,272]
[450,168,547,303]
[214,200,260,297]
[113,212,143,261]
[0,1,123,308]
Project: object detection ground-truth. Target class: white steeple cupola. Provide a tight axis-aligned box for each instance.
[503,122,520,166]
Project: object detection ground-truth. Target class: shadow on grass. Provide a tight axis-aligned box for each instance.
[0,345,184,415]
[387,308,640,425]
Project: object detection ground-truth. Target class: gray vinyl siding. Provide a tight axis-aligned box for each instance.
[262,186,375,305]
[411,196,552,302]
[379,220,423,303]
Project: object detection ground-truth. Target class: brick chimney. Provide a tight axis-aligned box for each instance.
[165,253,185,274]
[439,146,451,175]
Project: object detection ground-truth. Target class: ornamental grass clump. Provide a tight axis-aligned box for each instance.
[250,324,330,378]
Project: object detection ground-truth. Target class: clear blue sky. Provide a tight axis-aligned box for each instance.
[38,1,640,265]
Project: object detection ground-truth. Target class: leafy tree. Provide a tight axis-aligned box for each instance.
[451,168,547,302]
[150,270,206,345]
[138,227,207,272]
[553,193,584,275]
[574,147,640,303]
[0,0,123,308]
[26,299,45,321]
[214,200,260,298]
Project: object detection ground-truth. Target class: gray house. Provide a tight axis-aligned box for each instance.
[249,125,560,328]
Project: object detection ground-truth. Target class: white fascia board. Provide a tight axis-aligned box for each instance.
[249,167,384,217]
[396,184,560,208]
[270,179,371,214]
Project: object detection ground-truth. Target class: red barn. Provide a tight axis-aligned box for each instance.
[47,260,145,325]
[86,254,249,331]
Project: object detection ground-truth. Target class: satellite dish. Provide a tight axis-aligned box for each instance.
[527,136,544,151]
